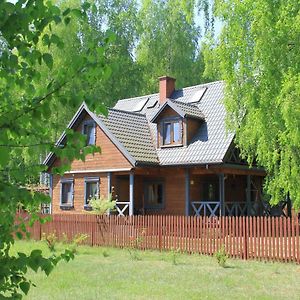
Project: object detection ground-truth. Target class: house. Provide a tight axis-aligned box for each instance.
[44,76,266,217]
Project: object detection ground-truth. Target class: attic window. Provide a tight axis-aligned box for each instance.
[82,120,96,145]
[162,119,182,146]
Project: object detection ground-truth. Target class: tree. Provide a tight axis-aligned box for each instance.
[0,0,111,298]
[209,0,300,207]
[136,0,207,93]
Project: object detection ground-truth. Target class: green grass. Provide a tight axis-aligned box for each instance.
[12,241,300,300]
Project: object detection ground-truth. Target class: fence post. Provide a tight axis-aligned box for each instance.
[243,216,248,260]
[158,215,162,251]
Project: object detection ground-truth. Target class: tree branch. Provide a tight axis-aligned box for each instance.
[0,142,53,148]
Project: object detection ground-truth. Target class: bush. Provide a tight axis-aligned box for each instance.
[42,232,58,252]
[214,245,228,268]
[88,194,116,215]
[68,233,89,254]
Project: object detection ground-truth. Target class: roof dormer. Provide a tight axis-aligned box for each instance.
[151,99,205,148]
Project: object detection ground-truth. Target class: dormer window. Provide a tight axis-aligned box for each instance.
[151,99,205,149]
[82,120,96,145]
[163,119,182,146]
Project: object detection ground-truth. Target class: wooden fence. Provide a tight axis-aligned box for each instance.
[17,214,300,263]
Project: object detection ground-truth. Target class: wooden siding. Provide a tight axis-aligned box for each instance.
[186,118,201,144]
[52,173,108,214]
[51,114,133,214]
[133,168,186,215]
[52,115,133,171]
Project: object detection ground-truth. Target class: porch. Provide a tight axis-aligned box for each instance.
[110,166,266,217]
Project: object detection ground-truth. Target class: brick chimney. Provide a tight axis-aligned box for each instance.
[159,76,176,105]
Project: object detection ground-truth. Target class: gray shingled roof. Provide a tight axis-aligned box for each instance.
[151,99,205,122]
[112,80,235,166]
[171,100,205,120]
[99,109,159,165]
[44,80,235,168]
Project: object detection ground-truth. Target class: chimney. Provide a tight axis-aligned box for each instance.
[159,76,176,105]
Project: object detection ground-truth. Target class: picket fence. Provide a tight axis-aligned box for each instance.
[17,214,300,263]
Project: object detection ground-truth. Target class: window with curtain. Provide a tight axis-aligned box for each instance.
[60,179,74,208]
[84,177,99,206]
[83,121,96,145]
[162,119,182,146]
[144,181,164,209]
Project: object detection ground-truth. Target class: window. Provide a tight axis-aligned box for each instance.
[84,177,99,207]
[162,119,182,146]
[82,121,96,145]
[60,179,74,208]
[144,181,164,209]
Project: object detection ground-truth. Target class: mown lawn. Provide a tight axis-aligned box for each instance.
[11,241,300,300]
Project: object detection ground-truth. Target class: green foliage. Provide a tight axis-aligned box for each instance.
[88,194,116,215]
[214,245,228,268]
[42,232,58,252]
[136,0,208,93]
[68,233,89,254]
[0,0,111,298]
[208,0,300,207]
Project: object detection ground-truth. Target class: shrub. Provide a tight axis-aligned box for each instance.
[127,229,145,261]
[102,250,109,257]
[61,233,69,244]
[68,233,89,254]
[42,232,58,252]
[88,194,116,215]
[214,245,228,268]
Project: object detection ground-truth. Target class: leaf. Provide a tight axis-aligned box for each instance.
[20,281,30,295]
[63,8,71,16]
[16,231,23,240]
[30,249,42,257]
[42,53,53,70]
[0,147,9,166]
[71,9,82,18]
[42,34,50,46]
[81,2,91,11]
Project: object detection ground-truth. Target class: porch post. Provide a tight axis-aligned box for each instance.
[185,169,190,216]
[107,172,112,215]
[107,172,112,196]
[219,173,225,216]
[246,174,251,215]
[129,172,134,216]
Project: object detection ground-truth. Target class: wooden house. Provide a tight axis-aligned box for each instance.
[44,76,266,217]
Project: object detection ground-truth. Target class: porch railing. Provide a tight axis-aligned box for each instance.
[225,202,248,216]
[115,201,130,216]
[191,201,221,217]
[191,201,252,217]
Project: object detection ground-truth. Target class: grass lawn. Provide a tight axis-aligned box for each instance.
[11,241,300,300]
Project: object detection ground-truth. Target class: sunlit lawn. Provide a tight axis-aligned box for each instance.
[12,241,300,300]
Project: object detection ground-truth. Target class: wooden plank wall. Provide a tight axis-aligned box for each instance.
[18,214,300,263]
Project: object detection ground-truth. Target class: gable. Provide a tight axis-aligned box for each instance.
[155,106,181,122]
[45,103,136,171]
[52,115,133,171]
